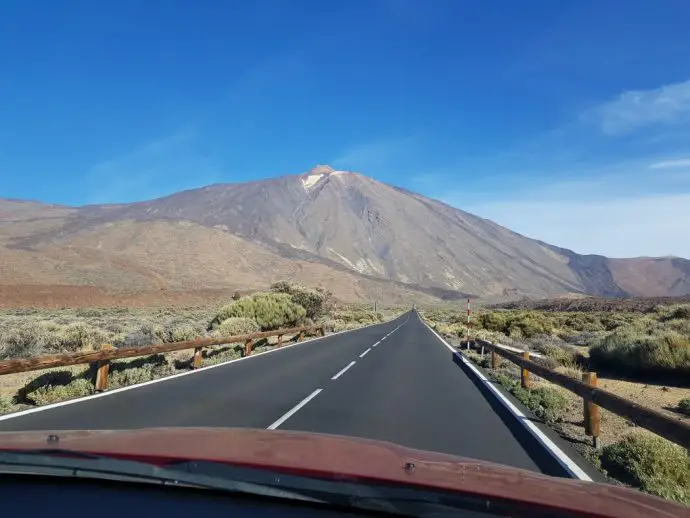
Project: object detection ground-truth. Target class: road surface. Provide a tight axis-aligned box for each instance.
[0,311,599,479]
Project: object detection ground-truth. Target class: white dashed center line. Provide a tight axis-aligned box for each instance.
[267,389,322,429]
[359,348,371,358]
[331,361,356,380]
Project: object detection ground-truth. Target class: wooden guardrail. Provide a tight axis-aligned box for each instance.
[0,324,325,391]
[474,339,690,450]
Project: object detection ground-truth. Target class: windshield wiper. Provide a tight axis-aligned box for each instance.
[0,450,535,517]
[0,450,327,504]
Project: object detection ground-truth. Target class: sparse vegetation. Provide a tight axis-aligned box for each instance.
[599,433,690,504]
[213,317,260,337]
[422,302,690,380]
[486,368,571,424]
[209,292,307,331]
[422,300,690,506]
[0,283,406,415]
[678,398,690,417]
[589,327,690,377]
[270,281,334,321]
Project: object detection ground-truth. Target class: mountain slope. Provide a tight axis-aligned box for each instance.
[3,166,690,301]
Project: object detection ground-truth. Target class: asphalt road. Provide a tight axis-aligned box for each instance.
[0,311,599,479]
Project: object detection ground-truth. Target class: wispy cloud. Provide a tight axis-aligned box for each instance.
[587,79,690,135]
[650,158,690,169]
[85,127,221,205]
[332,137,419,171]
[463,192,690,259]
[436,166,690,258]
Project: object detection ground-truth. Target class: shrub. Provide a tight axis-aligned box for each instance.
[0,320,62,358]
[56,322,110,352]
[600,433,690,504]
[210,293,306,331]
[657,304,690,322]
[478,312,509,333]
[203,346,244,367]
[17,370,75,404]
[590,327,690,376]
[108,360,176,389]
[512,385,570,424]
[168,324,204,343]
[28,378,94,406]
[487,370,569,424]
[270,281,334,320]
[0,396,13,414]
[530,336,581,369]
[116,326,160,348]
[214,317,260,337]
[678,398,690,417]
[321,319,337,333]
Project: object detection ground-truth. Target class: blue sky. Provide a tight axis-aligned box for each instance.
[2,0,690,258]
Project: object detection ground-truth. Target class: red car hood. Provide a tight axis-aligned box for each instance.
[0,427,684,517]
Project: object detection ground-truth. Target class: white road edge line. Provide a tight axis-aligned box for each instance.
[359,348,371,358]
[331,361,356,380]
[0,317,403,423]
[267,389,322,430]
[419,318,592,482]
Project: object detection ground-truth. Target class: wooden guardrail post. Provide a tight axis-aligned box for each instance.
[277,334,283,347]
[298,330,305,342]
[583,372,601,448]
[245,339,253,356]
[319,326,326,337]
[94,344,114,392]
[491,350,499,370]
[192,346,203,369]
[521,351,531,389]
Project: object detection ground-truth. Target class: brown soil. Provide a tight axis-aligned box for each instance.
[0,285,238,309]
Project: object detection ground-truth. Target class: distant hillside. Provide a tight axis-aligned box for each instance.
[2,165,689,305]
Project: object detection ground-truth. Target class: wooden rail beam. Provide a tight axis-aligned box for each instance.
[0,324,321,376]
[475,338,690,450]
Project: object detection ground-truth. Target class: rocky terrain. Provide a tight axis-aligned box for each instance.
[2,165,689,306]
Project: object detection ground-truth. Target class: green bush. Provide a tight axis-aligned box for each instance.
[167,324,204,343]
[0,320,61,358]
[477,311,554,338]
[513,385,569,424]
[678,398,690,417]
[28,378,94,406]
[270,281,334,320]
[600,434,690,504]
[214,317,260,337]
[17,370,75,404]
[487,370,569,424]
[0,395,13,414]
[210,293,306,331]
[202,346,244,367]
[478,312,509,333]
[56,322,110,351]
[657,304,690,322]
[590,326,690,376]
[108,360,177,389]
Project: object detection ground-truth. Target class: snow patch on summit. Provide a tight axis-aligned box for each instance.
[302,174,324,190]
[301,164,348,190]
